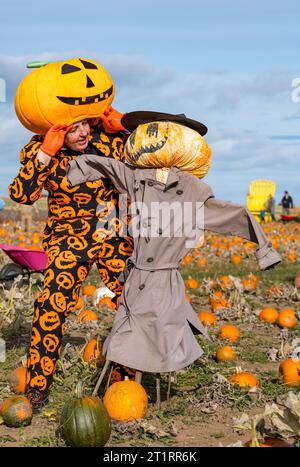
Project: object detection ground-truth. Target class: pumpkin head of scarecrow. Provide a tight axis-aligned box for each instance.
[15,57,115,135]
[121,111,211,179]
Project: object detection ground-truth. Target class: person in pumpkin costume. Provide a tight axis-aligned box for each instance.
[66,111,282,375]
[8,58,135,412]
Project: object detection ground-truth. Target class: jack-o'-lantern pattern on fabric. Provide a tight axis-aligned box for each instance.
[9,126,134,392]
[124,121,211,179]
[15,58,115,134]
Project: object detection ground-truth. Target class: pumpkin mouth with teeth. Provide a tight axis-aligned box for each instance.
[124,121,212,178]
[57,85,114,106]
[126,124,169,162]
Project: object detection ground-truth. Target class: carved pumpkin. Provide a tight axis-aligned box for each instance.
[0,396,32,427]
[8,367,27,394]
[40,311,61,332]
[124,121,211,178]
[103,380,148,422]
[15,58,115,134]
[59,381,111,447]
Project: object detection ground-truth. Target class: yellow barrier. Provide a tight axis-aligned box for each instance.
[247,180,276,223]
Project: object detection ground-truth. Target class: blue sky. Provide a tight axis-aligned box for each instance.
[0,0,299,202]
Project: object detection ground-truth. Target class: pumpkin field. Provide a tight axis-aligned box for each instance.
[0,201,299,448]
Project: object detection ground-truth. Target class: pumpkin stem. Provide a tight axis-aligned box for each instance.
[75,380,85,399]
[124,376,129,381]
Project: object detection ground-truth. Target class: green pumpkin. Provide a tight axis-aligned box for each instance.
[59,382,111,447]
[0,395,33,428]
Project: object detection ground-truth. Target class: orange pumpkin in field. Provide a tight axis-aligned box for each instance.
[218,324,240,342]
[197,257,207,268]
[82,284,97,297]
[97,297,116,310]
[78,309,98,322]
[215,346,236,363]
[197,311,217,327]
[229,372,258,388]
[82,338,104,366]
[74,296,84,310]
[8,367,27,394]
[103,380,148,422]
[231,254,242,265]
[259,307,279,324]
[279,359,300,387]
[185,278,199,290]
[277,308,297,328]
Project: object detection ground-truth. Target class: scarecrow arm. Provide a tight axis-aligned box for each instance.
[203,197,281,271]
[8,136,52,205]
[67,154,134,195]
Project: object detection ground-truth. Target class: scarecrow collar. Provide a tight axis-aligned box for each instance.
[132,166,180,190]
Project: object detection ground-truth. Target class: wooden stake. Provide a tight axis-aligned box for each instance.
[92,359,111,396]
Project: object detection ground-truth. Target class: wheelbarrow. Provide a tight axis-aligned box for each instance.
[0,244,47,288]
[281,215,297,222]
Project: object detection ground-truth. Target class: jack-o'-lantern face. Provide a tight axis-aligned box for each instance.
[40,311,61,332]
[31,328,41,349]
[105,257,126,273]
[56,271,75,289]
[40,356,55,376]
[29,348,40,367]
[15,58,115,135]
[30,373,47,391]
[124,121,211,179]
[49,292,67,313]
[43,334,60,353]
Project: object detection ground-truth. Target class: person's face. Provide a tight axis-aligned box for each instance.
[64,120,90,152]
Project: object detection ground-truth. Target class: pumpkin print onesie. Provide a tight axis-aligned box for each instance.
[8,125,134,401]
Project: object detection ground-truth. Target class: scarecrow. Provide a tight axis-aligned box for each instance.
[66,111,282,375]
[8,58,135,412]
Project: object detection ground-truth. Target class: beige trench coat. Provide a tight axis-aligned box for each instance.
[67,155,281,373]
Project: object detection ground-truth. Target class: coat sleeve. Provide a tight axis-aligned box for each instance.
[8,136,53,205]
[203,197,281,271]
[66,154,134,196]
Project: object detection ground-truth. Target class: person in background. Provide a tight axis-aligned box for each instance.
[280,191,294,215]
[267,194,276,221]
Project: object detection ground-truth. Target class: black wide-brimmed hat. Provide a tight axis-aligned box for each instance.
[121,111,208,136]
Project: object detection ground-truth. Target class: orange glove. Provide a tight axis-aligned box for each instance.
[100,106,126,133]
[40,124,72,156]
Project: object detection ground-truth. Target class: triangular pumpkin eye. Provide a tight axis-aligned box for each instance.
[86,75,95,88]
[79,59,98,70]
[62,64,81,74]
